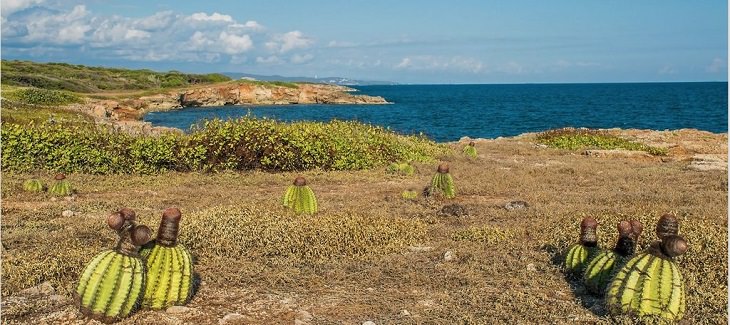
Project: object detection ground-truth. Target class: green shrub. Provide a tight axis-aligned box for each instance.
[536,128,667,156]
[4,88,83,106]
[1,118,448,174]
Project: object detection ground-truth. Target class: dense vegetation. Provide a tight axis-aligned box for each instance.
[3,87,83,105]
[536,128,668,155]
[1,117,447,174]
[1,60,231,92]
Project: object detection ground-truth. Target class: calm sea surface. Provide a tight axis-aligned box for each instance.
[144,82,728,142]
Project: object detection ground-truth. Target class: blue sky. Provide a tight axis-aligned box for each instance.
[1,0,727,83]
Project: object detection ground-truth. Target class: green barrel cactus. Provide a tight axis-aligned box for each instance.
[463,141,477,158]
[388,162,415,176]
[49,173,73,196]
[583,220,643,294]
[283,176,318,214]
[23,179,45,193]
[76,209,152,323]
[429,163,456,199]
[564,217,599,275]
[401,189,418,200]
[140,208,194,310]
[606,215,687,321]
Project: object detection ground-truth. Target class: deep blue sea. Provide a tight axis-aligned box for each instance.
[144,82,728,142]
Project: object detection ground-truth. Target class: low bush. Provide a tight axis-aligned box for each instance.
[535,128,667,155]
[4,87,83,106]
[1,117,448,174]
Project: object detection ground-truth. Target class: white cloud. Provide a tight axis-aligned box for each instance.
[135,10,175,31]
[395,57,412,69]
[706,58,726,73]
[231,20,264,31]
[327,40,358,48]
[394,56,484,73]
[658,65,677,75]
[256,55,282,64]
[290,53,314,64]
[189,12,233,22]
[22,5,91,44]
[1,0,43,16]
[267,30,313,53]
[219,31,253,54]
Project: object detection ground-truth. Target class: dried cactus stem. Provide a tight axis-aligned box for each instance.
[656,214,679,239]
[583,220,643,295]
[156,208,182,247]
[579,217,598,246]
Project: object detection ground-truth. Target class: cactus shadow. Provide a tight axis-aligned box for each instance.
[542,244,609,318]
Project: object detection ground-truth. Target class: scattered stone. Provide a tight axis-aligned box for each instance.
[61,210,75,217]
[363,321,376,325]
[49,294,69,303]
[50,197,58,202]
[400,309,411,317]
[295,310,313,323]
[366,287,376,292]
[417,299,435,308]
[439,203,468,217]
[63,195,76,202]
[526,263,537,272]
[408,246,433,252]
[219,312,246,325]
[505,200,529,211]
[444,251,457,262]
[166,306,194,314]
[19,281,55,296]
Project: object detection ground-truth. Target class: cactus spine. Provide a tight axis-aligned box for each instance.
[564,217,599,274]
[140,208,194,310]
[606,215,687,321]
[583,220,643,294]
[429,163,456,199]
[282,176,318,214]
[76,209,151,323]
[463,141,477,158]
[49,173,72,196]
[23,179,45,193]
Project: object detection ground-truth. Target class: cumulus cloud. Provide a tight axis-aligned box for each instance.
[706,58,726,73]
[394,56,484,73]
[2,4,317,67]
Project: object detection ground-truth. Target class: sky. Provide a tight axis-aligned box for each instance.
[1,0,727,84]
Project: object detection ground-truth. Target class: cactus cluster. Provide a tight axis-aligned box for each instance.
[282,176,318,214]
[562,214,688,322]
[49,173,73,196]
[429,163,456,199]
[387,162,415,176]
[463,141,477,158]
[75,209,151,322]
[401,190,418,200]
[22,179,45,193]
[606,214,687,321]
[140,208,194,310]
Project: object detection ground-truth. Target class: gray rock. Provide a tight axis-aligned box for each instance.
[296,310,313,322]
[444,251,457,262]
[400,309,411,317]
[439,203,468,217]
[19,281,55,296]
[219,312,246,325]
[61,210,75,217]
[363,321,377,325]
[526,263,537,272]
[166,306,194,314]
[505,200,529,210]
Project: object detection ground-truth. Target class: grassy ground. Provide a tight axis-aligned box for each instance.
[1,129,726,324]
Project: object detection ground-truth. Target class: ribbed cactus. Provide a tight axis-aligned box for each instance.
[401,190,418,199]
[282,176,318,214]
[463,141,477,158]
[23,179,45,193]
[564,217,599,274]
[139,208,194,310]
[388,162,415,176]
[49,173,72,196]
[606,215,687,321]
[76,209,151,323]
[583,220,643,294]
[429,163,456,199]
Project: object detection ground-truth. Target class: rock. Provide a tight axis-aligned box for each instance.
[219,313,246,324]
[526,263,537,272]
[505,200,529,211]
[400,309,411,317]
[408,246,433,252]
[583,149,652,158]
[444,251,457,262]
[49,294,69,303]
[688,154,727,171]
[295,310,313,323]
[439,203,468,217]
[61,210,75,217]
[50,197,58,202]
[19,281,55,296]
[166,306,194,314]
[362,321,377,325]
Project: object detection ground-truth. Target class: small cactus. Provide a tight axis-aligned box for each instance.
[76,209,152,323]
[583,220,643,294]
[49,173,72,197]
[282,176,318,214]
[388,162,415,176]
[564,217,599,274]
[23,179,45,193]
[606,216,687,321]
[429,163,456,199]
[463,141,477,158]
[401,190,418,200]
[140,208,194,310]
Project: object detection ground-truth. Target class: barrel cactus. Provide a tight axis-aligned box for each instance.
[583,220,643,294]
[401,189,418,200]
[140,208,194,310]
[388,162,415,176]
[606,215,687,321]
[429,163,456,199]
[23,179,45,193]
[76,209,152,322]
[282,176,318,214]
[49,173,72,196]
[564,217,599,274]
[463,141,477,158]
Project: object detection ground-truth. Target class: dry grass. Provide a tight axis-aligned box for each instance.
[1,129,727,324]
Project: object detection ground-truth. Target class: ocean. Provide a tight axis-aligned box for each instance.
[143,82,728,142]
